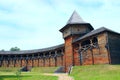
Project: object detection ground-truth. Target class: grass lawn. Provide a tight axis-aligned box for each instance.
[70,65,120,80]
[0,75,58,80]
[0,67,58,80]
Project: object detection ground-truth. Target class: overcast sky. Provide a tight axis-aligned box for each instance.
[0,0,120,50]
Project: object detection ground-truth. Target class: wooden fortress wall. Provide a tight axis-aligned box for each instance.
[0,48,64,67]
[107,32,120,64]
[73,32,110,66]
[0,31,120,70]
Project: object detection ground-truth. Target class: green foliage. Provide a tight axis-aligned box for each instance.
[70,65,120,80]
[1,49,5,51]
[10,47,20,51]
[16,70,21,80]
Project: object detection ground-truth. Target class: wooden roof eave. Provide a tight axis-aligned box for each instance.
[0,44,64,55]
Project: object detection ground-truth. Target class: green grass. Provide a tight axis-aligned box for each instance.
[70,65,120,80]
[0,75,58,80]
[32,67,58,73]
[0,67,58,80]
[0,67,20,72]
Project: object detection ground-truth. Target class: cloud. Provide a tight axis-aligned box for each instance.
[0,0,120,50]
[0,0,65,50]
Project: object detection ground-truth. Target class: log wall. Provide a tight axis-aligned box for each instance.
[73,32,110,66]
[108,32,120,64]
[0,49,64,68]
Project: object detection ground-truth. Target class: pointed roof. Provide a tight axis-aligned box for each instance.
[60,11,94,32]
[67,11,87,24]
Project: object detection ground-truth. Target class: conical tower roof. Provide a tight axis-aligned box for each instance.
[67,11,87,24]
[60,11,94,32]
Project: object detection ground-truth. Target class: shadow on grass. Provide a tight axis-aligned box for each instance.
[0,75,31,80]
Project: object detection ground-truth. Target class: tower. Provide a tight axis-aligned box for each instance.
[60,11,94,72]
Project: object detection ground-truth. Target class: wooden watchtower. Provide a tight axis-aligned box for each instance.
[60,11,94,72]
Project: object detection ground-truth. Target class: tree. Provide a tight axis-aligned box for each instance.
[10,47,20,51]
[1,49,5,51]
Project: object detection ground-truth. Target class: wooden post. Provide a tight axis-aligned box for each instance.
[55,51,57,67]
[0,55,2,67]
[14,55,16,67]
[43,53,45,67]
[7,55,10,67]
[38,53,39,67]
[20,55,22,67]
[61,49,64,66]
[49,52,51,67]
[90,39,94,65]
[26,55,28,66]
[106,33,111,64]
[79,43,82,65]
[0,56,1,67]
[32,54,34,67]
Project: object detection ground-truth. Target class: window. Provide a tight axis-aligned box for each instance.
[81,40,90,46]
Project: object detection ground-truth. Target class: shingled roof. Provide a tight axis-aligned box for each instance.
[74,27,120,43]
[67,11,87,24]
[0,44,64,55]
[60,11,94,32]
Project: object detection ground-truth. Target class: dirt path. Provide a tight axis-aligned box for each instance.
[44,73,74,80]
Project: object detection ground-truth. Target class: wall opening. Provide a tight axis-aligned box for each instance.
[92,37,98,43]
[81,40,90,46]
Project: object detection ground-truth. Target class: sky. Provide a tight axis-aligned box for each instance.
[0,0,120,51]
